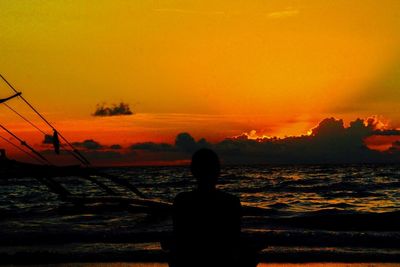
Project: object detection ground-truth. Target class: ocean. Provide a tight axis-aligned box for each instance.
[1,164,399,264]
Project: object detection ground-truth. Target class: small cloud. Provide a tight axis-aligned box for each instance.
[267,8,299,19]
[93,102,134,117]
[232,130,272,141]
[42,134,54,144]
[364,115,390,130]
[110,144,123,150]
[73,139,104,150]
[309,117,346,137]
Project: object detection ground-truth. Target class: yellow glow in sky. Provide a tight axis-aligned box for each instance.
[1,0,400,147]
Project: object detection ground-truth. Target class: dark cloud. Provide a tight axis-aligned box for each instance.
[129,117,400,164]
[214,117,399,164]
[93,102,133,117]
[389,141,400,152]
[41,140,131,166]
[175,132,203,153]
[45,137,122,152]
[41,147,130,166]
[41,118,398,166]
[373,129,400,136]
[72,139,104,150]
[130,142,175,152]
[42,134,53,144]
[82,150,126,160]
[110,144,123,150]
[130,133,211,155]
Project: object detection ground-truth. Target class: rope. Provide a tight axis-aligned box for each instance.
[1,103,86,162]
[2,104,88,163]
[0,135,47,165]
[0,74,91,166]
[0,124,52,165]
[3,103,48,135]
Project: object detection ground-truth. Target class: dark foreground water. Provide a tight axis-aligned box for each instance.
[1,164,399,264]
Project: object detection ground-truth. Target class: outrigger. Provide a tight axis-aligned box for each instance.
[0,74,171,214]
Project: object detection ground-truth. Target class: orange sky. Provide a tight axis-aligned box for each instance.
[0,1,400,164]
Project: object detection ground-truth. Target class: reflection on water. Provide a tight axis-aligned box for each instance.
[2,164,399,215]
[125,164,400,214]
[1,164,399,263]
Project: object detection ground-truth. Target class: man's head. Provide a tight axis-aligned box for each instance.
[191,148,221,191]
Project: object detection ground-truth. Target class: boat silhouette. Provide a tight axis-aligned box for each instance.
[0,74,170,214]
[0,75,269,220]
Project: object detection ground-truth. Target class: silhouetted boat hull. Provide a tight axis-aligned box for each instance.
[0,158,90,178]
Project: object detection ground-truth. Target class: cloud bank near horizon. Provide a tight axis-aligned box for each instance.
[127,117,400,164]
[40,117,400,165]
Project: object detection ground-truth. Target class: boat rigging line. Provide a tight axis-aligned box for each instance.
[0,74,91,166]
[0,77,151,204]
[2,102,47,135]
[0,124,52,165]
[0,92,21,104]
[2,101,86,164]
[0,134,48,165]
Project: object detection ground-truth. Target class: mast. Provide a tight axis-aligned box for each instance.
[0,92,21,104]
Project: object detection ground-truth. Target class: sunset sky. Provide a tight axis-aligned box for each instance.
[0,1,399,165]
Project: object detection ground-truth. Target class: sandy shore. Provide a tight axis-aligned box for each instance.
[8,263,400,267]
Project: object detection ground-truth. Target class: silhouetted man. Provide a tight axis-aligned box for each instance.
[169,148,256,267]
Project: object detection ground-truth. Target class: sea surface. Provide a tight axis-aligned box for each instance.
[1,164,399,264]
